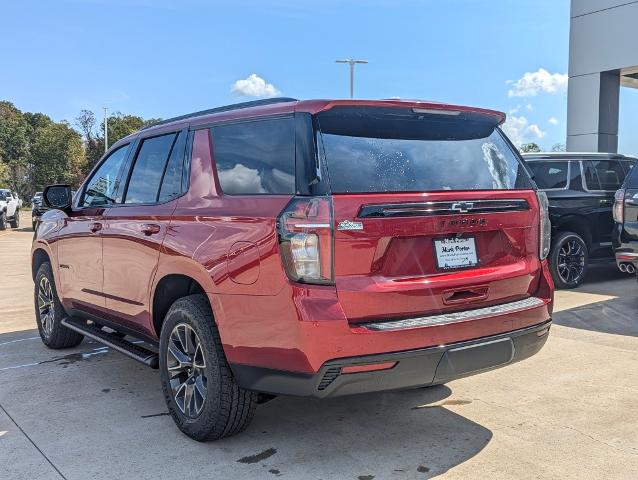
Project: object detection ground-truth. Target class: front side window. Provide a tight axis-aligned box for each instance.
[125,133,177,204]
[528,161,569,190]
[211,118,295,195]
[583,160,626,191]
[82,144,130,207]
[317,107,533,193]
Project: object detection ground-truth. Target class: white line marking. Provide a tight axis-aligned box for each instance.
[0,336,40,347]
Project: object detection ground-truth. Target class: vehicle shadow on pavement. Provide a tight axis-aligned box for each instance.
[244,386,492,478]
[553,296,638,337]
[553,264,638,337]
[0,331,492,480]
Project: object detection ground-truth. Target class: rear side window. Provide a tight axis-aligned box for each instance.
[158,131,187,202]
[83,144,130,207]
[582,160,626,191]
[211,118,295,194]
[317,107,533,193]
[528,161,569,189]
[125,133,177,204]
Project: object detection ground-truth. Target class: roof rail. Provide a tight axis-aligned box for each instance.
[142,97,299,130]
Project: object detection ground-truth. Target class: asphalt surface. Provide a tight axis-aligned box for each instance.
[1,215,637,479]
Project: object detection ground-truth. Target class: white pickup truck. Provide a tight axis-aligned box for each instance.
[0,188,20,230]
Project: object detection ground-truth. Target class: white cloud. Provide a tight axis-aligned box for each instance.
[501,111,547,147]
[548,116,559,125]
[525,104,533,111]
[231,74,281,98]
[507,68,568,98]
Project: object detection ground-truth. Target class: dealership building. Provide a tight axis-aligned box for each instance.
[567,0,638,152]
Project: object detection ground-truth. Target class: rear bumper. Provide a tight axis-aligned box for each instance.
[231,319,551,398]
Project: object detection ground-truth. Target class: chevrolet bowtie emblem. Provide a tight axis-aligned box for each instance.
[451,202,475,213]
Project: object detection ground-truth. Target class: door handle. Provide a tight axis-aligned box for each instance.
[89,222,102,233]
[141,223,161,236]
[599,199,613,206]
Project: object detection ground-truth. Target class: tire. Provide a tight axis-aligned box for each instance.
[159,294,257,441]
[34,262,84,349]
[32,220,37,231]
[548,231,589,289]
[9,209,19,228]
[0,212,6,231]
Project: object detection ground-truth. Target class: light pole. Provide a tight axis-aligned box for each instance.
[336,59,368,98]
[103,107,108,153]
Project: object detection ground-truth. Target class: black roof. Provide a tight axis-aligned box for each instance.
[141,97,298,130]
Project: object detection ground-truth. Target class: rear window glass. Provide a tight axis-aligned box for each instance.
[528,161,569,189]
[211,118,295,195]
[582,160,626,191]
[317,107,533,193]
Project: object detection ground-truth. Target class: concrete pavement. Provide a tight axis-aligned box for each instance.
[1,220,637,479]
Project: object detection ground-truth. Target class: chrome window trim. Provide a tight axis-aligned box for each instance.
[359,297,546,332]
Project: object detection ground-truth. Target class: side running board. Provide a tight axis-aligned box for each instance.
[61,317,159,369]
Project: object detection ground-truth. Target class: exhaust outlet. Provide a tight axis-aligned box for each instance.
[619,263,627,273]
[627,264,636,274]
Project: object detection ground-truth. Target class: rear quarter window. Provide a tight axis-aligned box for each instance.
[210,117,295,195]
[582,160,626,191]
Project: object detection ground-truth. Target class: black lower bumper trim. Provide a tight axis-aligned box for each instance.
[231,320,552,398]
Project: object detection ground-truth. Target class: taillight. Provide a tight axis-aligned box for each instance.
[277,196,334,284]
[613,189,625,223]
[536,191,551,260]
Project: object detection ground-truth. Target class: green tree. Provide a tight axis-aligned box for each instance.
[551,142,566,152]
[30,121,85,191]
[0,101,30,192]
[520,142,541,153]
[102,112,146,148]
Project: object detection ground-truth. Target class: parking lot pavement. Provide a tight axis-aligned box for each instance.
[1,224,637,480]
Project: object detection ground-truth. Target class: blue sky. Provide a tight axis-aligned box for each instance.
[3,0,636,153]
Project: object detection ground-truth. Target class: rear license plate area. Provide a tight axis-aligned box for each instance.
[434,236,478,270]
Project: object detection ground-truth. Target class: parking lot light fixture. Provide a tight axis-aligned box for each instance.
[336,59,368,98]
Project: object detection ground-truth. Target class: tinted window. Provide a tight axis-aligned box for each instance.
[583,160,626,191]
[125,134,177,204]
[0,191,6,201]
[625,163,638,188]
[83,144,130,207]
[528,161,569,189]
[211,118,295,194]
[318,107,533,193]
[158,131,187,202]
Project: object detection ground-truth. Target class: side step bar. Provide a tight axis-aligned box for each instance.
[61,317,159,369]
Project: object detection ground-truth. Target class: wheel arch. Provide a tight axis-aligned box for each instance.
[32,247,52,281]
[553,215,592,249]
[150,269,214,339]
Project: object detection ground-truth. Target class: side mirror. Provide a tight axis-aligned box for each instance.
[43,184,72,211]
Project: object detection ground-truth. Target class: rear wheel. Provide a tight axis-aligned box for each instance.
[548,231,588,289]
[9,209,19,228]
[159,294,257,441]
[34,262,84,348]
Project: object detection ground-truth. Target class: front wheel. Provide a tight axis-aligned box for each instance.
[34,262,84,348]
[159,294,257,441]
[0,212,6,230]
[548,231,589,289]
[9,209,19,228]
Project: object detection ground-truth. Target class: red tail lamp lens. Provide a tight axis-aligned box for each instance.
[278,196,333,284]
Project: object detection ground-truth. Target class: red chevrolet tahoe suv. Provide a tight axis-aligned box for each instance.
[32,98,554,441]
